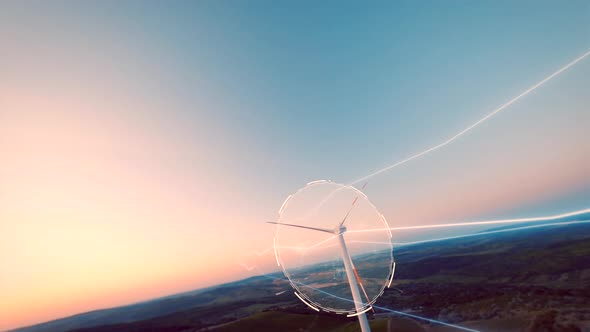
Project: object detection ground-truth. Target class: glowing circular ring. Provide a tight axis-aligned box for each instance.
[272,180,395,314]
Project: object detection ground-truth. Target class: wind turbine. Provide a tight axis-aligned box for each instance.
[268,194,372,332]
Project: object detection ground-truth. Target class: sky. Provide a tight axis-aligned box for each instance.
[1,1,589,330]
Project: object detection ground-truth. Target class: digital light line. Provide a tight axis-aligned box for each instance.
[299,219,590,251]
[347,207,590,234]
[253,270,478,332]
[349,49,590,185]
[276,239,390,252]
[269,208,590,253]
[257,48,590,332]
[372,304,479,332]
[306,234,339,249]
[278,219,590,253]
[295,279,479,331]
[268,50,590,258]
[393,219,590,247]
[248,215,590,330]
[251,219,590,328]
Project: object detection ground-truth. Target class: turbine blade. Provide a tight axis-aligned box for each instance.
[339,208,353,228]
[339,182,368,227]
[339,197,359,227]
[267,221,335,234]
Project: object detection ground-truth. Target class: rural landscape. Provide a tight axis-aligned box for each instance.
[12,213,590,332]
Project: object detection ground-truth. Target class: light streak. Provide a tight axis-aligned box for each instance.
[347,306,372,317]
[262,50,590,267]
[252,46,590,328]
[372,304,479,332]
[349,49,590,185]
[307,180,330,186]
[306,234,339,249]
[394,219,590,247]
[305,220,590,249]
[347,207,590,234]
[271,208,589,253]
[279,194,292,215]
[273,237,280,266]
[295,277,478,331]
[244,213,589,282]
[250,267,479,331]
[294,291,320,311]
[276,239,391,252]
[387,262,396,288]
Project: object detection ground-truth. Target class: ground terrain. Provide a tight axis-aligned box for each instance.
[12,218,590,332]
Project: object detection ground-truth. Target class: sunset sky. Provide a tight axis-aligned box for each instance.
[1,1,589,330]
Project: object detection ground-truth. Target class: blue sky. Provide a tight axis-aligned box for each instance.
[135,0,590,216]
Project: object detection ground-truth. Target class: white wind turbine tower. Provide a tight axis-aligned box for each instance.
[268,196,372,332]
